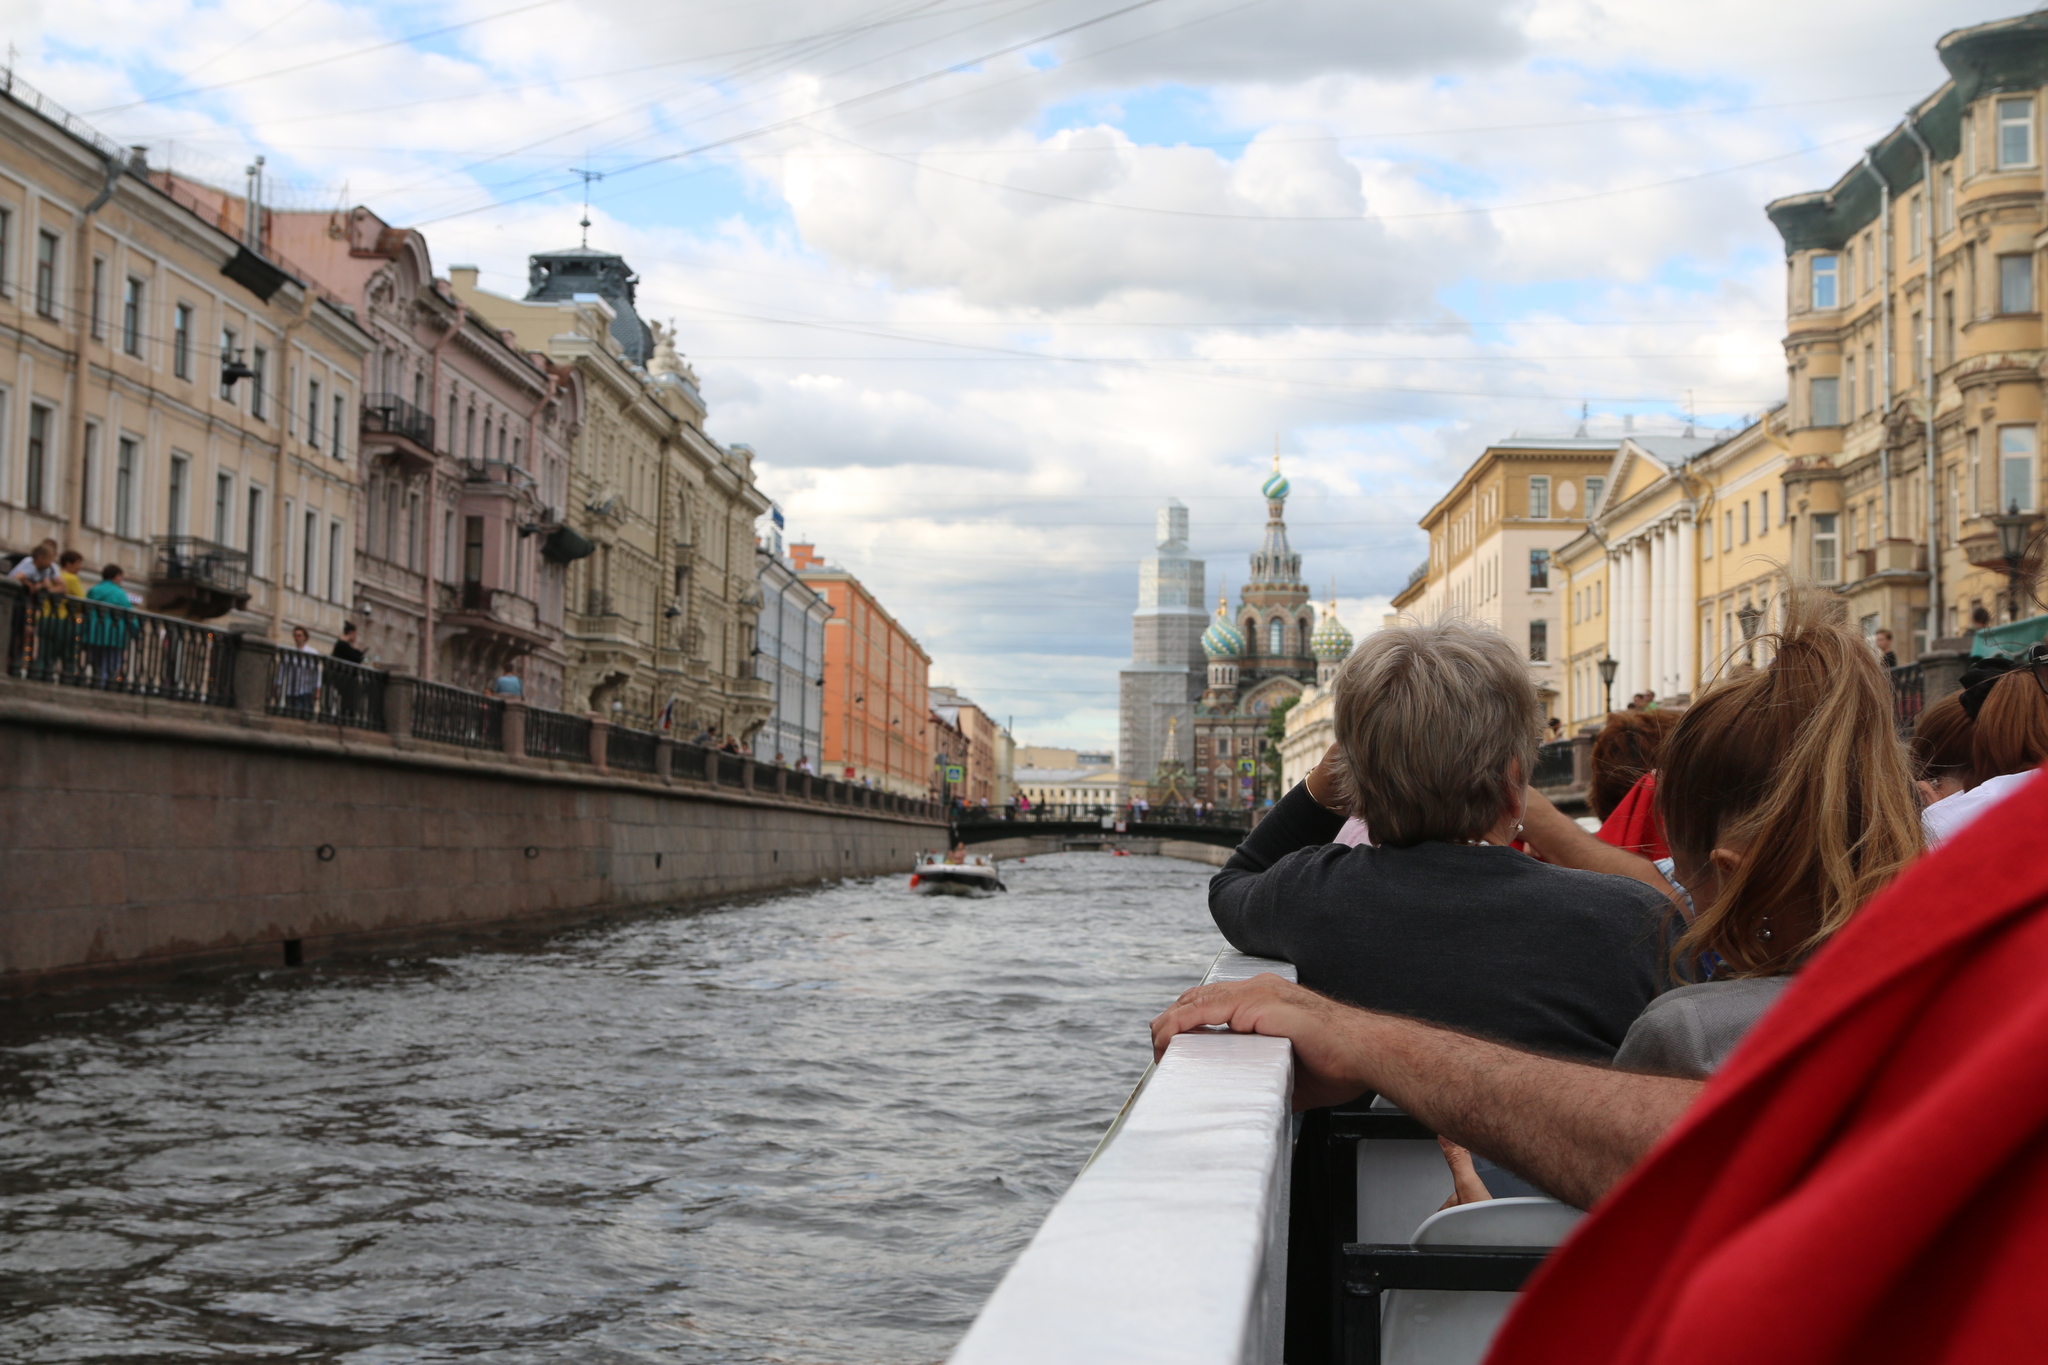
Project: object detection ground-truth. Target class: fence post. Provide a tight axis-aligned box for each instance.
[1917,648,1972,707]
[774,765,788,796]
[0,576,24,674]
[588,713,609,771]
[502,698,528,761]
[231,635,279,717]
[1570,730,1595,791]
[704,745,720,786]
[385,674,417,740]
[655,734,674,782]
[742,757,756,792]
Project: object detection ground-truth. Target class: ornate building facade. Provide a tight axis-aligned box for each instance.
[452,253,774,737]
[1192,462,1321,808]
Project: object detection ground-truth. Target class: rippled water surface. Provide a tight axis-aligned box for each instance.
[0,853,1224,1363]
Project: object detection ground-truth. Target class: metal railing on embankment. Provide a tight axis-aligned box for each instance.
[1,578,940,821]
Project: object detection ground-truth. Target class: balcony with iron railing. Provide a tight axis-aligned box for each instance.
[145,536,251,620]
[359,393,437,467]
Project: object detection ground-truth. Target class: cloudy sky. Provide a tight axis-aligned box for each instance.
[6,0,1998,747]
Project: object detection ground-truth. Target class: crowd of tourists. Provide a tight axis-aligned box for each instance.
[1157,597,2048,1358]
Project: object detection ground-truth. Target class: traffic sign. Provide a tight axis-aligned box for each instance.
[945,764,964,783]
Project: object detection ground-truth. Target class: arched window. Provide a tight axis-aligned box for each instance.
[1243,618,1259,651]
[1298,619,1312,655]
[1269,619,1284,656]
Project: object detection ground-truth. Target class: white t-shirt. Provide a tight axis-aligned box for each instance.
[1923,769,2038,847]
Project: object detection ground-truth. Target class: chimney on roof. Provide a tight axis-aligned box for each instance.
[127,145,147,172]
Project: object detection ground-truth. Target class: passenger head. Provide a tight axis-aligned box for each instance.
[1328,618,1541,847]
[1589,708,1680,820]
[1909,694,1976,800]
[58,549,83,570]
[1971,650,2048,781]
[1658,591,1922,977]
[100,564,123,582]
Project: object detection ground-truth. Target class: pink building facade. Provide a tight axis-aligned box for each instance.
[267,206,580,704]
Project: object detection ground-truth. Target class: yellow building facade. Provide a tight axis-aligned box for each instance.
[1769,11,2048,643]
[0,77,370,641]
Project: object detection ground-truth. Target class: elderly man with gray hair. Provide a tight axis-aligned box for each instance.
[1209,618,1669,1064]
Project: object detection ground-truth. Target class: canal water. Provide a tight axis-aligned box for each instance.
[0,852,1224,1363]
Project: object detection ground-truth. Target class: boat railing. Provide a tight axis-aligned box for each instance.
[950,949,1298,1365]
[953,953,1580,1364]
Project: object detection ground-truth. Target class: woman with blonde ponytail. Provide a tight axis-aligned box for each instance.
[1607,589,1923,1075]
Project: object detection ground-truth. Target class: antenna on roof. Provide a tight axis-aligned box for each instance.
[1685,388,1696,438]
[1575,401,1588,438]
[571,164,604,248]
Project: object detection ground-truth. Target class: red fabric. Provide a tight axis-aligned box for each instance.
[1596,772,1669,861]
[1486,767,2048,1365]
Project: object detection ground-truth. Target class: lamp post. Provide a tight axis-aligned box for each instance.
[1994,500,2032,623]
[1597,654,1618,714]
[1737,601,1764,666]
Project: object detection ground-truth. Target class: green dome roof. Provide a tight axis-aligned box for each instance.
[1311,606,1353,661]
[1202,597,1245,658]
[1261,469,1290,500]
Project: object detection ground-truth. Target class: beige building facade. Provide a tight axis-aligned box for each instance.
[0,78,370,641]
[450,256,773,736]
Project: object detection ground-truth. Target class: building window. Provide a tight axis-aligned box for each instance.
[90,258,105,340]
[214,472,234,544]
[307,378,322,446]
[1268,619,1284,656]
[1529,548,1550,589]
[303,509,318,596]
[2001,426,2037,512]
[1911,313,1924,382]
[25,403,50,511]
[168,453,189,535]
[1529,619,1548,663]
[327,521,342,603]
[332,393,345,459]
[1908,193,1923,259]
[219,328,238,400]
[1940,168,1956,233]
[1968,428,1982,513]
[173,304,192,379]
[1812,512,1840,584]
[1999,254,2034,315]
[1761,489,1771,528]
[1810,253,1839,309]
[250,346,268,420]
[0,207,11,296]
[1809,376,1840,426]
[1998,96,2034,168]
[1742,501,1753,543]
[1864,348,1875,414]
[122,278,143,356]
[1528,475,1551,519]
[115,437,137,537]
[246,486,265,576]
[79,422,98,525]
[1584,476,1604,514]
[33,231,57,317]
[1723,510,1734,552]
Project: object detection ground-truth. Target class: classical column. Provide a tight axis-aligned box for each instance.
[1610,544,1631,701]
[1653,526,1670,696]
[1676,515,1696,695]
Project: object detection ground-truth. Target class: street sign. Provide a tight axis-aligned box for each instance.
[945,764,964,783]
[1237,758,1256,775]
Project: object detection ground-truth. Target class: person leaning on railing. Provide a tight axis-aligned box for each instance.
[1207,618,1672,1066]
[83,564,135,688]
[1160,591,1924,1206]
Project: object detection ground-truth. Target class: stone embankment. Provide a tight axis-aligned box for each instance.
[1,602,943,994]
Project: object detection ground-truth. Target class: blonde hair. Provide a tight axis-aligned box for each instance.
[1328,618,1541,847]
[1658,590,1922,977]
[1971,670,2048,780]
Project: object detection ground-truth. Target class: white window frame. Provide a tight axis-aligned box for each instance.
[1998,96,2034,169]
[1999,425,2037,512]
[1810,253,1839,310]
[327,519,343,603]
[1809,375,1840,426]
[1998,253,2034,315]
[167,451,190,536]
[246,482,266,577]
[115,434,138,537]
[1812,512,1840,584]
[1527,475,1551,520]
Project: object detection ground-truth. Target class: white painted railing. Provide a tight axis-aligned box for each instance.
[951,950,1297,1365]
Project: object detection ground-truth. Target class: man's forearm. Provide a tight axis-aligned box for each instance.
[1342,1013,1700,1209]
[1520,788,1676,902]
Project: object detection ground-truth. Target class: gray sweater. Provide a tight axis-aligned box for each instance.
[1210,785,1671,1063]
[1612,977,1792,1078]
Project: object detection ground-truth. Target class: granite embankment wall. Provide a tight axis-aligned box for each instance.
[0,683,944,994]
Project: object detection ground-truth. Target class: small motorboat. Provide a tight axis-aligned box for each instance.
[909,856,1007,896]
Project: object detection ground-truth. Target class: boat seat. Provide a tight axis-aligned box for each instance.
[1377,1198,1585,1365]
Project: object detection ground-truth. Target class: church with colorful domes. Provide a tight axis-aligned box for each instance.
[1185,454,1351,808]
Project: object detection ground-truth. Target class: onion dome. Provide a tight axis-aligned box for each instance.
[1202,595,1246,658]
[1311,599,1352,661]
[1262,445,1290,501]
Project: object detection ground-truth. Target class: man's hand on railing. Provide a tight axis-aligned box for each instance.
[1151,972,1373,1111]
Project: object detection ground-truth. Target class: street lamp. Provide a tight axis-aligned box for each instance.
[1994,500,2033,623]
[1597,654,1618,714]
